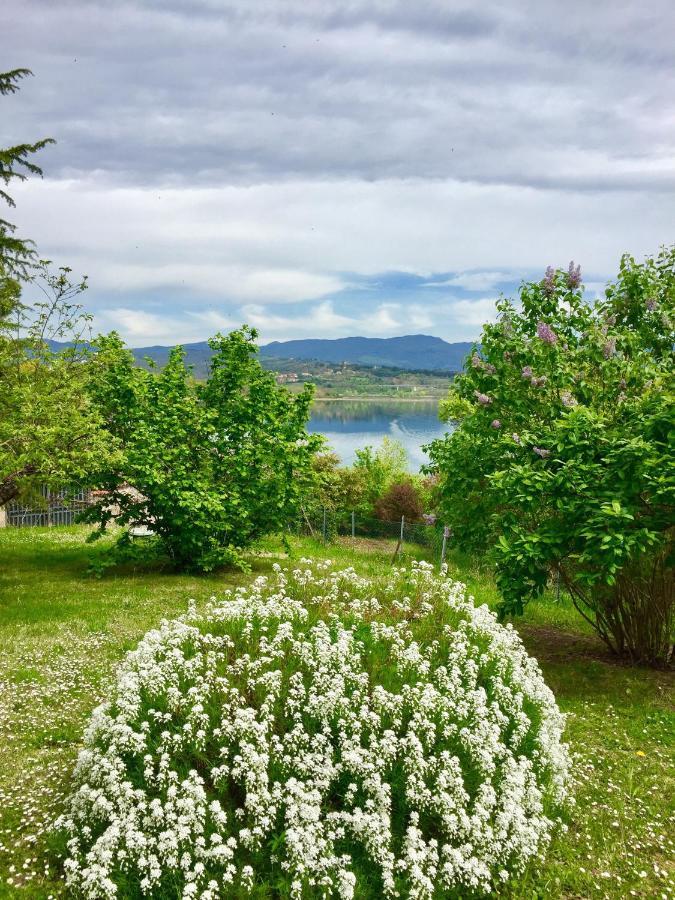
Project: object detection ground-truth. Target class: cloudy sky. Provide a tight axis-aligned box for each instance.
[4,0,674,346]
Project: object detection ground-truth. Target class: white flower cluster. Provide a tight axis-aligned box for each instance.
[59,560,569,899]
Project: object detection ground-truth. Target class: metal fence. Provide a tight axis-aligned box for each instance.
[5,485,94,527]
[1,492,451,567]
[292,508,452,567]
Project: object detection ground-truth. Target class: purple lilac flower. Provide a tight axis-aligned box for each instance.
[491,419,501,429]
[474,391,492,405]
[537,321,558,345]
[542,266,556,296]
[503,350,512,361]
[422,513,437,525]
[484,363,496,374]
[533,447,550,458]
[619,378,627,390]
[531,375,548,387]
[521,366,533,379]
[443,525,452,539]
[605,314,616,326]
[561,391,577,408]
[567,261,582,289]
[512,433,521,444]
[646,297,658,311]
[603,338,616,359]
[470,353,483,368]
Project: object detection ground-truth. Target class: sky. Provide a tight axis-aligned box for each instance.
[4,0,674,347]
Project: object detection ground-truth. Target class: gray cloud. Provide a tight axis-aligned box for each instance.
[4,0,674,192]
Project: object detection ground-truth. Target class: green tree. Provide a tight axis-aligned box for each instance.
[352,437,409,513]
[428,247,674,664]
[1,69,54,275]
[84,326,322,571]
[0,261,113,507]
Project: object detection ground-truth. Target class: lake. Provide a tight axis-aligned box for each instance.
[308,399,451,470]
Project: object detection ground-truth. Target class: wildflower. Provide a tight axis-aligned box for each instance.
[635,751,646,757]
[473,391,492,405]
[537,322,558,345]
[567,261,582,289]
[542,266,556,296]
[533,447,550,458]
[491,419,501,429]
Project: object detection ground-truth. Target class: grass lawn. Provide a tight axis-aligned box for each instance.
[0,526,673,899]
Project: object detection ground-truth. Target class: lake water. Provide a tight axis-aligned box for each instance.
[308,399,451,470]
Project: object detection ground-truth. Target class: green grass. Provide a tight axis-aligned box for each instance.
[0,526,672,898]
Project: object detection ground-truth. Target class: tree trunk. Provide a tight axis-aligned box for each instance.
[0,479,20,507]
[0,464,37,506]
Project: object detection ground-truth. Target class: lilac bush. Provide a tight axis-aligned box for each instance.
[429,246,674,664]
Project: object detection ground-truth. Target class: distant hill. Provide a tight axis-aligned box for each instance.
[258,335,472,371]
[48,334,474,376]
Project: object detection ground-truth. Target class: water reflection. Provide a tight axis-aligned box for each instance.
[308,399,452,470]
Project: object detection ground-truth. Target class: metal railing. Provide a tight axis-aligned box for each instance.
[5,485,94,527]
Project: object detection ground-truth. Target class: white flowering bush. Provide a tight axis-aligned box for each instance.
[59,560,569,899]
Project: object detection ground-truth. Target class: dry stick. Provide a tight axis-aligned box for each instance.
[300,506,315,538]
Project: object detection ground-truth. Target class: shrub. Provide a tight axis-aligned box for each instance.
[374,478,424,522]
[83,327,321,572]
[428,246,675,665]
[60,561,569,899]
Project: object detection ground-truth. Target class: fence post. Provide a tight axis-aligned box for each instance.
[392,515,405,563]
[351,510,355,539]
[440,525,449,572]
[322,507,327,544]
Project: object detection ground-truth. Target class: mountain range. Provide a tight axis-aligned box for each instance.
[132,334,473,374]
[49,334,474,375]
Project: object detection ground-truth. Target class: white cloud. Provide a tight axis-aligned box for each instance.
[96,308,207,345]
[449,297,500,329]
[14,177,672,292]
[407,304,434,330]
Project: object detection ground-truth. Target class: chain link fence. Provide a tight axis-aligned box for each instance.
[291,508,452,567]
